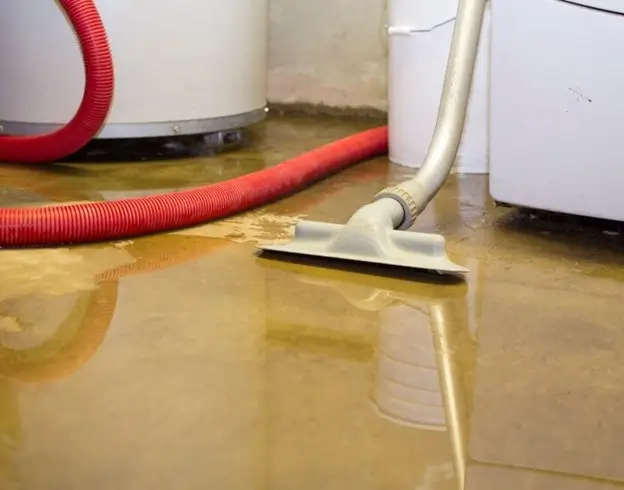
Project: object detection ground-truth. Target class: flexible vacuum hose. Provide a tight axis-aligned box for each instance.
[0,0,114,163]
[0,0,388,247]
[0,127,387,246]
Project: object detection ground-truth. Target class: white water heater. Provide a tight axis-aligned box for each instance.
[0,0,268,139]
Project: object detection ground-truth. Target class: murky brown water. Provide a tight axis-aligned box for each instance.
[1,116,624,489]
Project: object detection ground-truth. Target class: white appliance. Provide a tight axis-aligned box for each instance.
[490,0,624,221]
[388,0,491,173]
[0,0,268,139]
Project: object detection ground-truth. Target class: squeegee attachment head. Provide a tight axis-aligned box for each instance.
[259,219,467,276]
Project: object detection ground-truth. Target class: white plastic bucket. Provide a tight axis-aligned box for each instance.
[388,0,491,173]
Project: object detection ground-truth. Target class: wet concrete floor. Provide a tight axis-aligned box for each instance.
[1,116,624,489]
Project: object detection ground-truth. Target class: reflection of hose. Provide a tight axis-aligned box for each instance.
[0,233,235,382]
[1,127,388,246]
[0,0,113,163]
[0,281,118,383]
[99,235,228,281]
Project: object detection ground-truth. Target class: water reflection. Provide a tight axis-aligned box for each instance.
[0,235,233,489]
[261,257,472,490]
[260,250,624,490]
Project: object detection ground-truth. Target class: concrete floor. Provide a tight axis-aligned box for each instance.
[1,116,624,490]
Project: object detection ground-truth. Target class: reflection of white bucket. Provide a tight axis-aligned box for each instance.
[373,304,447,430]
[388,0,491,173]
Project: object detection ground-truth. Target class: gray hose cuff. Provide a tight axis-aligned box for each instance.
[374,186,420,229]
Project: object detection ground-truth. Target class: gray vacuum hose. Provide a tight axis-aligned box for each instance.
[376,0,489,229]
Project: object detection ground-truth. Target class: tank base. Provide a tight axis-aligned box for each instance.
[0,108,267,140]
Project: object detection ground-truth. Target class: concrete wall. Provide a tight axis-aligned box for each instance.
[268,0,388,111]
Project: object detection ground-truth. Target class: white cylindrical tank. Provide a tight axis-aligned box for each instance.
[0,0,268,138]
[388,0,490,173]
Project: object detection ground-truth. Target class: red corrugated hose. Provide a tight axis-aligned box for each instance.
[0,0,388,247]
[0,0,114,163]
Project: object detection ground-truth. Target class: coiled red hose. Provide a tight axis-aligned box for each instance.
[0,0,113,163]
[0,0,389,247]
